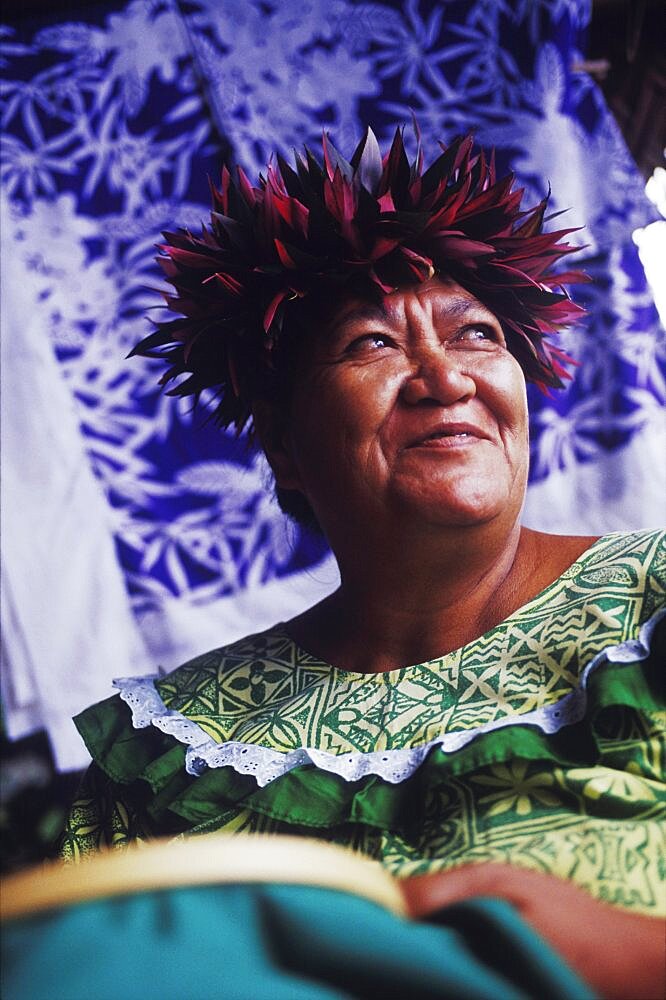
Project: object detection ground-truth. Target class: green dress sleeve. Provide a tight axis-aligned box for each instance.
[59,763,151,862]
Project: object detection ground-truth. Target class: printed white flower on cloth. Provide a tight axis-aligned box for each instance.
[1,193,123,346]
[0,134,76,201]
[530,397,606,476]
[367,0,448,94]
[564,767,657,807]
[176,455,294,583]
[176,459,261,507]
[476,44,597,249]
[5,192,96,271]
[472,761,560,817]
[273,0,353,48]
[300,47,381,122]
[182,0,380,173]
[42,259,122,348]
[72,109,185,212]
[104,1,188,109]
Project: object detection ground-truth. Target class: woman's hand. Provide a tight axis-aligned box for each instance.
[401,863,665,1000]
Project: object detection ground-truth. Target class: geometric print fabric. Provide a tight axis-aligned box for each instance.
[61,529,666,918]
[157,530,665,756]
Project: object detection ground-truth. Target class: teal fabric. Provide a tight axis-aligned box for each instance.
[2,882,595,1000]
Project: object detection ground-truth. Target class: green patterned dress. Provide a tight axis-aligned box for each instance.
[61,530,666,917]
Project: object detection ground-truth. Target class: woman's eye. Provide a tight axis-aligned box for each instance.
[345,332,393,353]
[454,325,499,345]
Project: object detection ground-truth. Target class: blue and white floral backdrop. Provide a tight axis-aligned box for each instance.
[1,0,664,769]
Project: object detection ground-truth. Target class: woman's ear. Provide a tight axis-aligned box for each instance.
[251,398,303,492]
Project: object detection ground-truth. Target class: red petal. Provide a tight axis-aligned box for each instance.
[236,166,257,207]
[378,190,396,213]
[273,194,309,237]
[264,290,287,331]
[202,272,244,294]
[274,239,297,269]
[162,246,219,269]
[369,236,400,260]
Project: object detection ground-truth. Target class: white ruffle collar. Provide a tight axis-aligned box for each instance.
[114,610,663,788]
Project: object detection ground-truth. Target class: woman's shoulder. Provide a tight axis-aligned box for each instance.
[518,528,665,638]
[513,527,663,618]
[532,527,665,579]
[572,528,664,577]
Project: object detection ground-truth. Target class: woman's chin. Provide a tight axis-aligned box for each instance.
[393,493,512,530]
[385,477,519,530]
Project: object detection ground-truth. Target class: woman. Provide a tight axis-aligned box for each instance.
[61,130,664,997]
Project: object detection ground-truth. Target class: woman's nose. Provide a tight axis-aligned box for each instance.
[400,346,476,407]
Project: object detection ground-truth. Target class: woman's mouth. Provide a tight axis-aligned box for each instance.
[406,424,485,448]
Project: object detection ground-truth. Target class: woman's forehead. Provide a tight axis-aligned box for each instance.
[327,278,497,332]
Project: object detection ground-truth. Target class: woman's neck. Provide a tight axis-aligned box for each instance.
[287,525,597,673]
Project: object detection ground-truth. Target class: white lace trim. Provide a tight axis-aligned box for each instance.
[114,609,664,788]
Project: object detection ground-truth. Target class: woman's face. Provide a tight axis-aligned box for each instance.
[271,278,530,540]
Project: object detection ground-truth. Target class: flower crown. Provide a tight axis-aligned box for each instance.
[131,128,586,432]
